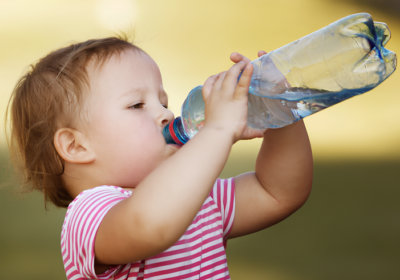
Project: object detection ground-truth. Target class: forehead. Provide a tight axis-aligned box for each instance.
[88,49,159,81]
[86,49,163,99]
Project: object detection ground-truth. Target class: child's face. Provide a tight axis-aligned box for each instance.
[82,49,178,188]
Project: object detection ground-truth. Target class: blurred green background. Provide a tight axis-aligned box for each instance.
[0,0,399,279]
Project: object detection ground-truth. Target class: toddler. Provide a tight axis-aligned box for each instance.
[7,34,313,279]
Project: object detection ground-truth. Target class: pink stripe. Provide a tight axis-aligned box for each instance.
[164,269,204,280]
[153,229,222,259]
[113,265,130,279]
[185,201,217,228]
[201,258,226,274]
[83,197,124,261]
[216,180,222,214]
[67,191,109,272]
[177,214,221,238]
[66,269,86,280]
[64,262,74,273]
[169,215,222,247]
[145,260,201,278]
[223,178,235,238]
[145,243,224,278]
[75,193,122,276]
[200,249,226,264]
[157,224,222,257]
[63,189,127,279]
[200,261,228,280]
[74,192,109,272]
[61,182,234,280]
[77,191,117,242]
[224,180,232,232]
[222,180,228,217]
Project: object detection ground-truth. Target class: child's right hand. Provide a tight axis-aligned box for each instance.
[202,60,253,143]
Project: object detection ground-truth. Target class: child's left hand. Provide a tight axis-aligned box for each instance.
[230,51,268,141]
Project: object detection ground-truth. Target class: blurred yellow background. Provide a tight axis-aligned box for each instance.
[0,1,399,280]
[0,0,399,160]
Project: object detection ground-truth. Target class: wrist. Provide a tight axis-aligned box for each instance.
[203,125,236,144]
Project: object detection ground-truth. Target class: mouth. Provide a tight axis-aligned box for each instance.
[168,143,182,149]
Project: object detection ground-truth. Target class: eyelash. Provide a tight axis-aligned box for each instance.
[128,103,168,109]
[129,103,144,109]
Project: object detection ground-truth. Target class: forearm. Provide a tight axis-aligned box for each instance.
[255,120,313,209]
[131,126,233,244]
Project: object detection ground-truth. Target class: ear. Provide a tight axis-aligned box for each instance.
[54,128,95,164]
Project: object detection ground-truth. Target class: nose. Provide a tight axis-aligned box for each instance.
[156,105,175,128]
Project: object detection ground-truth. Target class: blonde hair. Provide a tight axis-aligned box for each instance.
[6,34,144,208]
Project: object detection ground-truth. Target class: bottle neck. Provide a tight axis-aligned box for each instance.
[162,116,189,146]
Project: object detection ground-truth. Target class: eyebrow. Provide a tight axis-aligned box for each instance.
[118,87,168,100]
[119,87,147,99]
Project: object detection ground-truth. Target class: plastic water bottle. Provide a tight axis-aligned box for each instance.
[163,13,397,146]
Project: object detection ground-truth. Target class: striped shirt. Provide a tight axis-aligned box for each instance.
[61,178,235,280]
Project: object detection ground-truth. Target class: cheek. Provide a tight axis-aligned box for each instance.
[88,111,166,186]
[103,118,164,168]
[112,127,165,186]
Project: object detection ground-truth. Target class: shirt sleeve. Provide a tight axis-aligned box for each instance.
[61,186,130,280]
[209,178,235,240]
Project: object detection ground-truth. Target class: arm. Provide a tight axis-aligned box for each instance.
[223,51,313,238]
[229,120,313,238]
[94,61,253,271]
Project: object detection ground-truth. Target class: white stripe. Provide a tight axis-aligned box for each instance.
[65,266,75,277]
[202,246,225,259]
[147,265,201,280]
[201,237,221,250]
[209,271,229,280]
[200,262,227,277]
[70,191,105,274]
[179,219,222,241]
[64,188,125,278]
[64,258,71,269]
[147,246,202,263]
[201,254,226,269]
[189,212,221,231]
[68,274,81,280]
[224,179,231,220]
[148,230,222,264]
[187,203,219,227]
[223,180,233,237]
[221,179,226,224]
[75,192,113,276]
[61,182,233,280]
[145,255,202,274]
[224,198,235,238]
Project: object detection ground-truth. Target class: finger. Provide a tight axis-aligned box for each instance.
[230,52,251,65]
[221,61,246,92]
[258,50,267,57]
[234,62,253,100]
[241,127,267,140]
[213,71,228,91]
[202,74,219,100]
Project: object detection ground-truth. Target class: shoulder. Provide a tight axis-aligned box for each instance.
[61,186,131,279]
[74,185,132,202]
[209,177,235,206]
[207,178,236,238]
[63,185,131,227]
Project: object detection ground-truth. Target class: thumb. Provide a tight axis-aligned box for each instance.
[202,74,219,101]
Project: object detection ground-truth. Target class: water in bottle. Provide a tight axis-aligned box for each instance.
[163,13,397,146]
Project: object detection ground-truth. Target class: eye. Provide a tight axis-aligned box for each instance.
[129,103,144,109]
